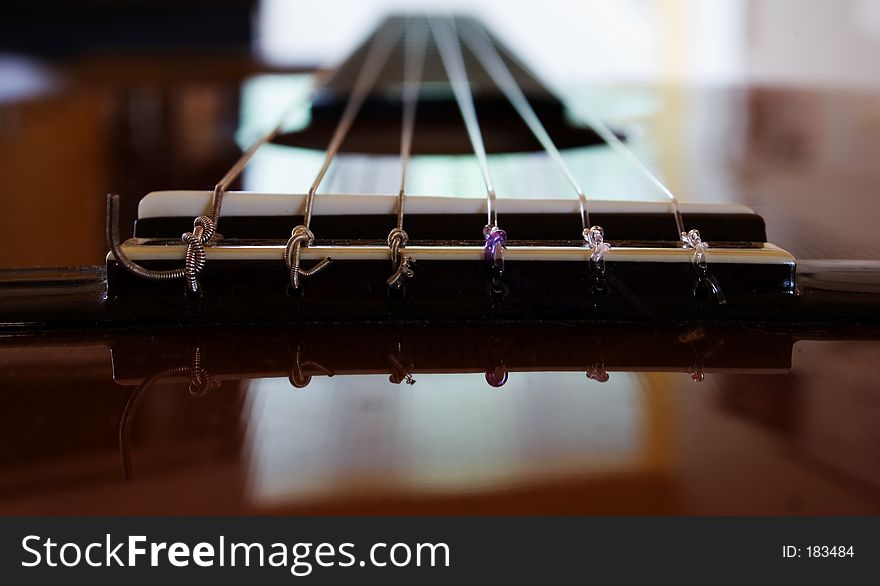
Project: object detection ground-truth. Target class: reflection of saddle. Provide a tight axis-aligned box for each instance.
[107,324,800,389]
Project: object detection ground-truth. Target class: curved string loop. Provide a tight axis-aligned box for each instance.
[283,225,333,291]
[387,342,416,385]
[106,193,186,282]
[682,228,725,304]
[180,216,216,295]
[289,344,334,388]
[387,20,427,288]
[108,193,222,297]
[483,224,507,286]
[107,92,296,294]
[287,19,405,291]
[387,228,415,288]
[682,228,708,267]
[118,346,218,481]
[584,225,611,274]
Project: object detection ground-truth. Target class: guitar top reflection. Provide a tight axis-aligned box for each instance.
[1,322,879,514]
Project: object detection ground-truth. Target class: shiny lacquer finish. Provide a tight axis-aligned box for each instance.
[2,35,880,514]
[1,324,879,515]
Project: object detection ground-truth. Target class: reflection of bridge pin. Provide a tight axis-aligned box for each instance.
[485,364,508,388]
[388,343,416,386]
[586,366,609,383]
[289,344,334,389]
[687,366,705,383]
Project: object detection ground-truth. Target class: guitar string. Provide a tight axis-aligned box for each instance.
[556,91,717,298]
[220,21,405,291]
[572,103,687,240]
[301,18,405,229]
[484,37,690,241]
[283,17,404,289]
[114,16,705,295]
[457,19,592,234]
[206,100,298,224]
[105,78,310,288]
[429,16,499,230]
[387,19,429,287]
[396,20,428,233]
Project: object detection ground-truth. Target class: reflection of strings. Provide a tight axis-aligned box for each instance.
[118,347,218,481]
[289,344,334,388]
[485,364,508,388]
[585,333,610,383]
[680,327,725,382]
[387,342,416,385]
[484,330,510,387]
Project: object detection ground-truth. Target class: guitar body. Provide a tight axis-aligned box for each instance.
[1,15,879,515]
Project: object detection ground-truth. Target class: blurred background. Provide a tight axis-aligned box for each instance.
[261,0,880,88]
[7,0,879,86]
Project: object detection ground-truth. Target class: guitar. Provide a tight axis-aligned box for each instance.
[1,15,878,514]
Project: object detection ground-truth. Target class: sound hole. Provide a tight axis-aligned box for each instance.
[274,95,616,155]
